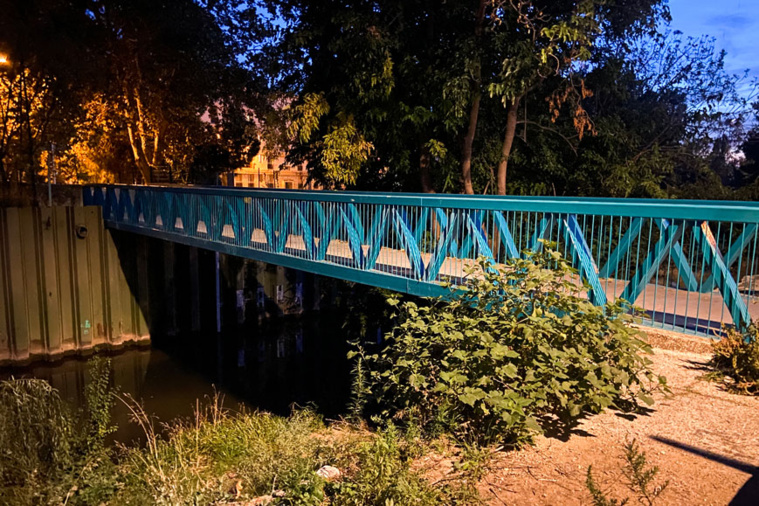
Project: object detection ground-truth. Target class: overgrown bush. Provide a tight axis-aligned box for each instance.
[360,247,666,446]
[708,325,759,394]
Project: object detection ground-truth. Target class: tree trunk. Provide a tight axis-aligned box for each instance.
[460,0,487,195]
[127,123,152,184]
[461,92,480,195]
[421,0,436,194]
[496,97,520,195]
[419,145,434,193]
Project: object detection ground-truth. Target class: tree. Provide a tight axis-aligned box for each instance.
[268,0,668,194]
[500,29,757,199]
[277,0,448,191]
[92,0,259,183]
[0,0,101,184]
[0,0,266,184]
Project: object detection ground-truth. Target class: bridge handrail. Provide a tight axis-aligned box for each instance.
[83,184,759,223]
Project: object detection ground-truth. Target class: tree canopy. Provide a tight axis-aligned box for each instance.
[0,0,756,199]
[0,0,264,184]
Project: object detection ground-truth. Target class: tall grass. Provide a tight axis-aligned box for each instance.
[0,357,119,506]
[0,361,471,505]
[115,392,327,504]
[0,378,76,504]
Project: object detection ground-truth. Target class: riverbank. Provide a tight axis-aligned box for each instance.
[1,342,756,505]
[0,315,354,446]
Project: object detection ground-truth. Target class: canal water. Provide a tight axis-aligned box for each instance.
[0,314,354,444]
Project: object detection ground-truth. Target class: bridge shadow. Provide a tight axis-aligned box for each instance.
[651,436,758,505]
[641,311,725,337]
[107,230,364,420]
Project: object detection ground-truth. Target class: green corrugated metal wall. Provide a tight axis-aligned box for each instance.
[0,206,149,363]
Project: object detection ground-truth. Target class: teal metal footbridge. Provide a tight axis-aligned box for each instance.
[84,185,759,338]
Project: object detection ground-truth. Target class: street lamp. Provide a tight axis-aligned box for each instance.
[0,54,8,65]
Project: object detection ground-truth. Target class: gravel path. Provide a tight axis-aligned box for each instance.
[475,344,759,505]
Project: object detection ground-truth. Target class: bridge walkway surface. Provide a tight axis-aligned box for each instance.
[84,185,759,338]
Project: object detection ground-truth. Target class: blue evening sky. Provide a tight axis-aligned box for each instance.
[668,0,759,80]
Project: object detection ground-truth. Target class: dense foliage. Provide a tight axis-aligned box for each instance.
[360,248,666,446]
[2,0,758,198]
[708,326,759,395]
[0,0,266,184]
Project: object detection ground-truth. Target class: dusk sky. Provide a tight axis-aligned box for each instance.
[669,0,759,81]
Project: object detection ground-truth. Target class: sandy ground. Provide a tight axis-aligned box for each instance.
[415,335,759,505]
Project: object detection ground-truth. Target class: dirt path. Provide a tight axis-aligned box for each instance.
[464,346,759,505]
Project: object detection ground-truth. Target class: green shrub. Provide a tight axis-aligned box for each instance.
[708,325,759,394]
[362,247,666,446]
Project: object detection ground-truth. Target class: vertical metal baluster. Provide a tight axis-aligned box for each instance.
[688,221,702,333]
[613,216,623,304]
[670,221,682,331]
[749,223,759,306]
[661,220,675,329]
[589,214,597,281]
[734,223,747,330]
[603,216,613,299]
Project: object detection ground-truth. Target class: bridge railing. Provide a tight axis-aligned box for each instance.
[84,185,759,337]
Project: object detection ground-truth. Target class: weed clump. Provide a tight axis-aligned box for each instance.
[708,325,759,394]
[116,395,327,505]
[326,423,449,505]
[359,246,667,446]
[586,439,668,506]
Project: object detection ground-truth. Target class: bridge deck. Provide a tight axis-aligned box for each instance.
[85,186,759,338]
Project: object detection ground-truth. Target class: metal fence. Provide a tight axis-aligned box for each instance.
[84,185,759,338]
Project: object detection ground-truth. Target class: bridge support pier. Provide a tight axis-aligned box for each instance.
[163,242,178,336]
[188,247,201,333]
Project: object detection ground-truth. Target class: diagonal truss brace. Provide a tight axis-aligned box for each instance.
[699,223,758,293]
[528,213,607,305]
[599,218,699,292]
[692,221,751,330]
[619,219,687,307]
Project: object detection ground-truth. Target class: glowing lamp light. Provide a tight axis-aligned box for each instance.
[0,55,8,65]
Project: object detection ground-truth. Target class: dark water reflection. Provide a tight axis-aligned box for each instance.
[0,314,353,444]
